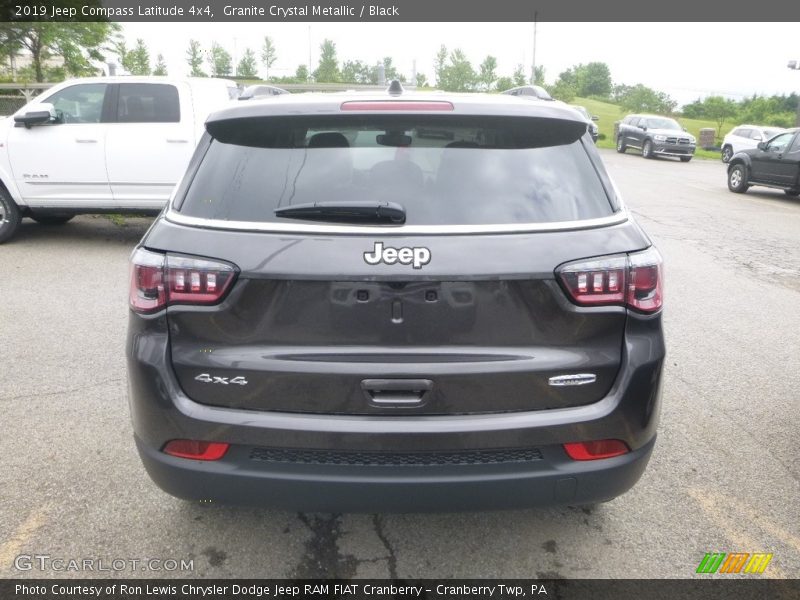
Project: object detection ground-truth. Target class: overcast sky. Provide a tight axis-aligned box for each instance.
[119,22,800,107]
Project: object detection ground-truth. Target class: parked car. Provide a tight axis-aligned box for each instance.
[720,124,786,163]
[0,76,237,243]
[501,85,554,101]
[616,114,696,162]
[237,84,289,100]
[127,85,665,512]
[726,128,800,196]
[572,105,599,143]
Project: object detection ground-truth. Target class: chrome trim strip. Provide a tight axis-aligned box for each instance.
[164,209,629,236]
[548,374,597,387]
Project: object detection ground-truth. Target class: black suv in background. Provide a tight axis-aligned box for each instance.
[127,87,665,512]
[616,114,696,162]
[727,128,800,196]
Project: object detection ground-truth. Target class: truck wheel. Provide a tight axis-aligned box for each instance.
[680,156,692,163]
[727,164,749,194]
[721,145,733,163]
[784,189,800,197]
[0,187,22,244]
[616,136,626,153]
[642,140,653,159]
[31,214,74,225]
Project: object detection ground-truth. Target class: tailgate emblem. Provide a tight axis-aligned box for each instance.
[548,373,597,386]
[195,373,248,386]
[364,242,431,269]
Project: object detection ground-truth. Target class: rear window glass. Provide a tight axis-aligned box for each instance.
[178,116,615,226]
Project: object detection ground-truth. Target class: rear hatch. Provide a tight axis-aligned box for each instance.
[151,106,646,415]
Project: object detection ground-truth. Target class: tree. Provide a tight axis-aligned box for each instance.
[186,39,206,77]
[295,64,309,82]
[478,55,497,91]
[614,84,676,114]
[437,49,477,92]
[126,38,150,75]
[382,57,404,82]
[532,65,545,86]
[0,22,118,82]
[261,36,277,80]
[236,48,259,79]
[415,73,429,88]
[512,64,526,87]
[152,53,168,76]
[434,45,448,88]
[577,62,612,97]
[495,76,514,92]
[313,39,340,82]
[550,79,576,103]
[702,96,739,139]
[341,59,371,84]
[208,42,232,77]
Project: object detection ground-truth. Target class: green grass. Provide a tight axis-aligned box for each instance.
[574,96,722,160]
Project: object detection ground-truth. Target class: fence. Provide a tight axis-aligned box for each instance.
[0,94,28,116]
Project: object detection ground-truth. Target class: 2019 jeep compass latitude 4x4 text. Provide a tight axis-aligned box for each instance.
[127,86,665,512]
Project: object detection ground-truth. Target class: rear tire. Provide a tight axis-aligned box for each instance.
[31,214,74,225]
[0,186,22,244]
[784,189,800,197]
[642,140,653,159]
[680,156,692,163]
[727,164,749,194]
[616,136,626,153]
[721,145,733,163]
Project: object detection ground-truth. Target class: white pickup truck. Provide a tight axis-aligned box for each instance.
[0,76,238,243]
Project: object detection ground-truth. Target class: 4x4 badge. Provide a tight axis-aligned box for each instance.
[363,242,431,269]
[195,373,248,386]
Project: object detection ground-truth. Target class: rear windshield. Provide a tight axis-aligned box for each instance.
[178,116,615,226]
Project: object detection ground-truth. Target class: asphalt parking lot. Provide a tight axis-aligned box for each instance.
[1,150,798,579]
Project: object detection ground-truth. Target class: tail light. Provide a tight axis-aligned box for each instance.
[130,249,238,313]
[563,440,629,461]
[163,440,229,461]
[556,247,663,313]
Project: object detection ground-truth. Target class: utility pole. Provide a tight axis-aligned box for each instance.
[789,60,800,126]
[531,11,538,84]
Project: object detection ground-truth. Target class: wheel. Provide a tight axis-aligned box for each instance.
[642,139,653,159]
[721,145,733,163]
[680,156,692,163]
[616,136,626,153]
[0,186,22,244]
[30,214,74,225]
[784,189,800,197]
[727,164,749,193]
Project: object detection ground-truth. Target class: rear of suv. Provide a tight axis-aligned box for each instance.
[127,87,665,512]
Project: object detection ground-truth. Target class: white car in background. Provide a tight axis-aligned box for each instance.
[721,124,786,163]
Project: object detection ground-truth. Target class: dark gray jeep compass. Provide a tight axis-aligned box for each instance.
[126,85,665,512]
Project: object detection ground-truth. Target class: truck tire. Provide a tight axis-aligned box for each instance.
[616,136,626,153]
[0,186,21,244]
[727,164,749,194]
[642,139,654,159]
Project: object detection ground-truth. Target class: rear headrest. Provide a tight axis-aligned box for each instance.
[308,132,350,148]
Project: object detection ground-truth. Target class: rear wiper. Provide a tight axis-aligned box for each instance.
[274,201,406,224]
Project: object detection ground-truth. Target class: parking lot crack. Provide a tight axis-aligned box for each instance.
[372,514,398,579]
[0,378,124,403]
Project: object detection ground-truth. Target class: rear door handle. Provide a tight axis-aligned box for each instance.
[166,139,188,143]
[75,139,97,143]
[361,379,432,407]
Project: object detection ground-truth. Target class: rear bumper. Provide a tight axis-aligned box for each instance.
[127,310,664,511]
[136,435,655,512]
